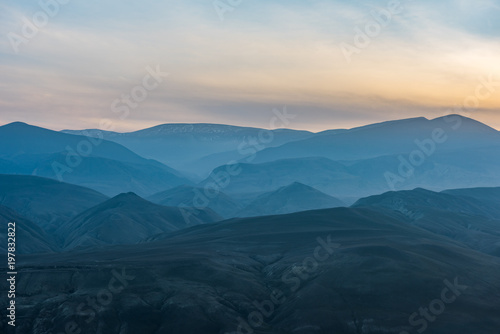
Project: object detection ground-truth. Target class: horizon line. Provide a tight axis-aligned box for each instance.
[1,114,495,134]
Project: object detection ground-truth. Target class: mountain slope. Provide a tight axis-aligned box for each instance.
[249,115,500,164]
[443,187,500,213]
[0,174,108,231]
[9,207,500,333]
[201,157,356,197]
[0,122,146,163]
[202,143,500,200]
[57,192,222,249]
[147,185,242,218]
[0,122,190,196]
[353,188,500,256]
[237,182,345,217]
[31,153,191,197]
[63,124,314,176]
[0,205,57,254]
[353,188,493,216]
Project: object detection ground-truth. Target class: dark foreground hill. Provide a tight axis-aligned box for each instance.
[353,187,500,256]
[3,207,500,333]
[442,187,500,214]
[0,205,57,254]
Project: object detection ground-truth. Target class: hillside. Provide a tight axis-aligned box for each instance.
[57,192,222,249]
[0,122,190,196]
[0,174,108,231]
[237,182,345,217]
[8,207,500,333]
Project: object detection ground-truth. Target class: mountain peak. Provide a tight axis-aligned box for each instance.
[1,121,35,130]
[97,192,151,209]
[132,123,257,136]
[4,121,29,127]
[282,182,314,191]
[109,192,143,202]
[431,114,499,132]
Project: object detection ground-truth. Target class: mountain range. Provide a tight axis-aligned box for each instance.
[1,115,499,200]
[58,192,222,250]
[0,174,108,231]
[236,182,345,217]
[63,124,314,177]
[4,202,500,333]
[0,122,190,197]
[1,115,500,333]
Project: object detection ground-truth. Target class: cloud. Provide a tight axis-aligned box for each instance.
[0,0,498,132]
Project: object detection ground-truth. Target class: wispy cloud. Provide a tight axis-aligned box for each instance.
[0,0,499,131]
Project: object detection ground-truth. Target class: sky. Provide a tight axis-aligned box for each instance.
[0,0,499,132]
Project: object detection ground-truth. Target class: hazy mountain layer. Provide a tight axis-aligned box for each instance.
[63,124,314,176]
[0,174,108,231]
[248,115,500,164]
[148,185,242,218]
[237,182,345,217]
[0,122,190,196]
[202,145,500,199]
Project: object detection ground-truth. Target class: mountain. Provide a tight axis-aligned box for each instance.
[30,153,191,197]
[8,207,500,333]
[147,185,242,218]
[0,174,108,232]
[443,187,500,211]
[202,143,500,200]
[201,157,357,197]
[63,124,314,176]
[353,188,500,256]
[0,205,57,254]
[237,182,345,217]
[248,115,500,164]
[353,187,500,220]
[57,192,222,249]
[0,122,146,163]
[0,122,190,196]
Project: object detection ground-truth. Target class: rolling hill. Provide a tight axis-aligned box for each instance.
[248,115,500,164]
[6,207,500,333]
[201,146,500,200]
[200,157,358,197]
[57,192,223,249]
[63,123,314,177]
[353,188,500,256]
[0,174,108,232]
[237,182,345,217]
[147,185,242,218]
[0,122,190,196]
[0,205,57,254]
